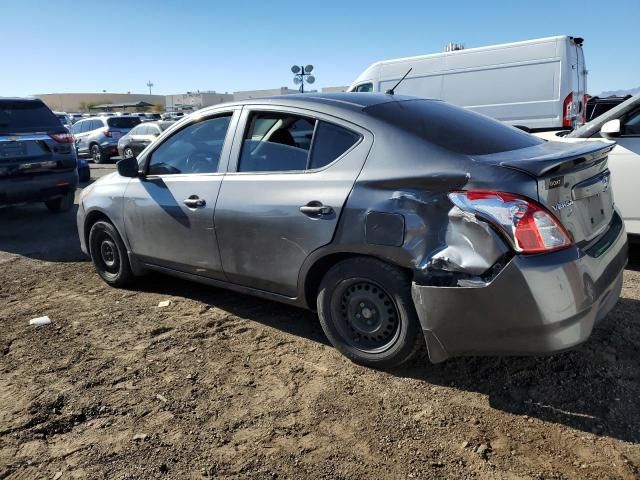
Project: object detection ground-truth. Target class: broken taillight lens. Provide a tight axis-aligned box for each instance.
[448,190,573,254]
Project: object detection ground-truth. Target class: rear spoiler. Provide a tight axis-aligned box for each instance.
[496,142,614,177]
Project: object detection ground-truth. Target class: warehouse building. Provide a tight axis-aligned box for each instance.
[165,91,233,112]
[36,93,166,112]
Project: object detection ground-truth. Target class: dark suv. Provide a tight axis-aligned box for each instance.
[0,98,78,212]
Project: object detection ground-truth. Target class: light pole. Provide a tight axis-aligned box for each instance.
[291,65,315,93]
[146,81,154,95]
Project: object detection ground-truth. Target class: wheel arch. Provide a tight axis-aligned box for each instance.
[301,251,413,310]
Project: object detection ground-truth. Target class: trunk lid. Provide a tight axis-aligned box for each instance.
[476,141,616,244]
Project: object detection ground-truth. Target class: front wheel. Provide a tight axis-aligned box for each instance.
[317,257,423,369]
[123,147,134,159]
[88,220,134,287]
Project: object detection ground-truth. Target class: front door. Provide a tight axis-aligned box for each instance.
[215,107,371,297]
[123,110,238,278]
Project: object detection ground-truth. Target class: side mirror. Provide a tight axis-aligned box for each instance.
[117,156,140,178]
[601,119,621,138]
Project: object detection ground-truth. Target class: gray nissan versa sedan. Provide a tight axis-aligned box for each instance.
[77,93,628,368]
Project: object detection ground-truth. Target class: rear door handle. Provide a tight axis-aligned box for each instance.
[300,202,333,216]
[183,195,206,208]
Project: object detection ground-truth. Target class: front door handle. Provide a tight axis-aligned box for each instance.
[183,195,206,208]
[300,202,333,216]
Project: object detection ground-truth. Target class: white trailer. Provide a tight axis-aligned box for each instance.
[348,36,588,131]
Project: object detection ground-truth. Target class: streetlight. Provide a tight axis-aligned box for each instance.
[291,65,315,93]
[146,81,154,95]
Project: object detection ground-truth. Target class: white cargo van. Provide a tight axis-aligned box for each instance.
[348,36,588,131]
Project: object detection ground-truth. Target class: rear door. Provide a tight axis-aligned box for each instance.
[0,100,75,180]
[214,106,371,297]
[123,109,239,279]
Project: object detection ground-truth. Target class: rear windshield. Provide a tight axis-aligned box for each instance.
[364,99,542,155]
[0,100,62,134]
[107,117,141,129]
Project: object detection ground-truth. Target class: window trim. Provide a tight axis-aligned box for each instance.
[233,108,363,175]
[140,110,237,177]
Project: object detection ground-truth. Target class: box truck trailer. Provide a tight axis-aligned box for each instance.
[348,36,588,131]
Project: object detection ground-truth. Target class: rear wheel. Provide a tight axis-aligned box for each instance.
[88,220,134,287]
[317,257,423,369]
[91,144,108,164]
[45,191,74,213]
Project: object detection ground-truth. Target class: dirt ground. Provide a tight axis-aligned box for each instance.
[1,176,640,479]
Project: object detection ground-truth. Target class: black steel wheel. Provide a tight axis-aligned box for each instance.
[317,257,423,368]
[333,279,400,353]
[88,220,134,287]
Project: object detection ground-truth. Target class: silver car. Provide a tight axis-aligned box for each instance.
[71,115,141,163]
[77,93,627,368]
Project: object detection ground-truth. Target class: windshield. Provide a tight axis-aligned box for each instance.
[364,99,542,155]
[568,91,640,138]
[0,100,62,134]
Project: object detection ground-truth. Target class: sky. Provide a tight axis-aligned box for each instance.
[2,0,639,97]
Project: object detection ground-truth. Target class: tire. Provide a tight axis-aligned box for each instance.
[91,144,108,164]
[317,257,423,369]
[123,147,134,159]
[44,191,74,213]
[88,220,134,287]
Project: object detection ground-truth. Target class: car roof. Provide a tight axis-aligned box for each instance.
[197,93,426,118]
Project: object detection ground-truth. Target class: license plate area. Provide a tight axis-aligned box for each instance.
[0,141,27,159]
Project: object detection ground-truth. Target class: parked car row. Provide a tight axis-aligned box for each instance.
[78,93,627,368]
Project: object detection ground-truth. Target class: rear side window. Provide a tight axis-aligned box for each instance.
[309,121,360,169]
[0,100,62,134]
[364,99,542,155]
[239,113,314,172]
[107,116,141,129]
[238,112,360,173]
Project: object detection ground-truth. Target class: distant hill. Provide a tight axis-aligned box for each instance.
[597,86,640,97]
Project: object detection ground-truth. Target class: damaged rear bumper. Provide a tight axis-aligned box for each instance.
[412,215,628,363]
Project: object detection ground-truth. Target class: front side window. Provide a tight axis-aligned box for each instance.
[238,112,361,173]
[353,83,373,93]
[71,122,84,134]
[147,114,232,175]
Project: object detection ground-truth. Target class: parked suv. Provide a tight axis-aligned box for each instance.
[71,116,141,163]
[78,94,627,369]
[0,98,78,212]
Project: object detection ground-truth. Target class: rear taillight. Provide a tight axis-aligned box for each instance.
[48,132,74,143]
[563,92,574,128]
[104,130,113,138]
[448,190,573,254]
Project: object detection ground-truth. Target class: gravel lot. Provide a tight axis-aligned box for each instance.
[1,164,640,479]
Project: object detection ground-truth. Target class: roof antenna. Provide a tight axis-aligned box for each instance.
[385,68,412,95]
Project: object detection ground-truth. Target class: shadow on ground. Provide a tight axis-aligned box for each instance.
[136,268,640,444]
[0,202,86,262]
